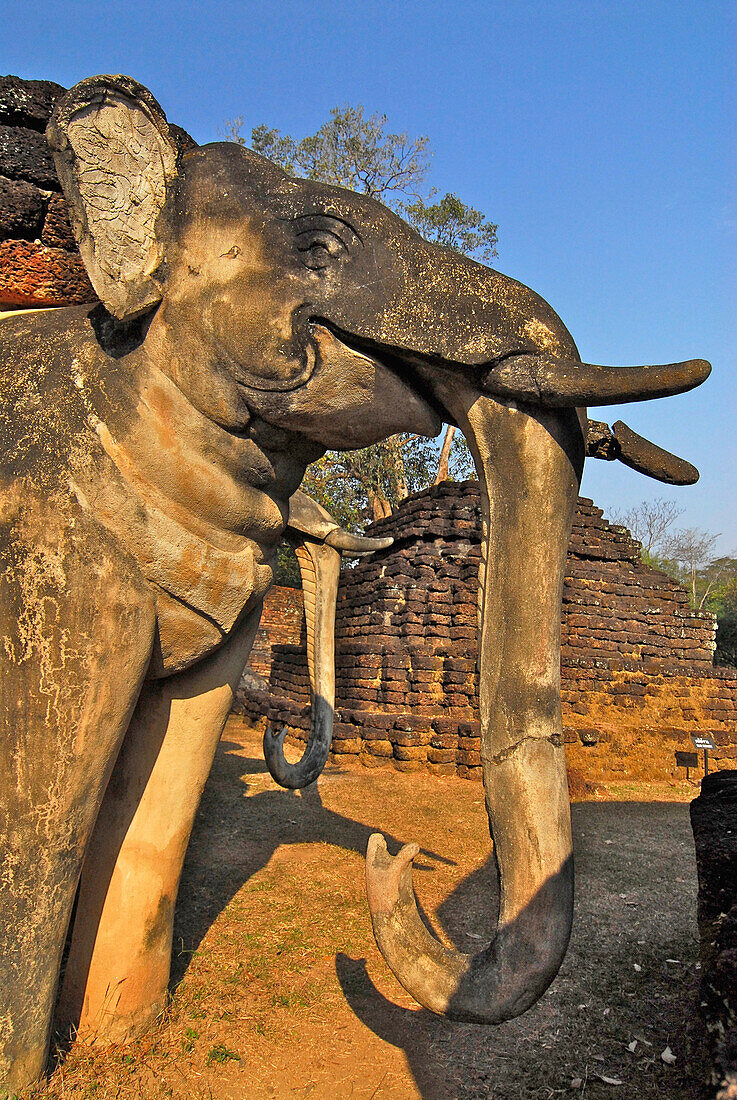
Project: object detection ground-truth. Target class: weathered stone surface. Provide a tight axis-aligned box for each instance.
[0,239,94,307]
[41,193,76,250]
[0,124,59,187]
[0,174,45,238]
[169,123,198,154]
[0,75,65,129]
[691,772,737,1097]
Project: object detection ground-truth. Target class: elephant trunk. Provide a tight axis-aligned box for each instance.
[263,539,340,789]
[366,388,584,1020]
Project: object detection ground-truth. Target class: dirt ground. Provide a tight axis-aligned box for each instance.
[32,715,705,1100]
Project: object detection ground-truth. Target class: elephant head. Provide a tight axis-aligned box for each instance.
[46,76,709,1026]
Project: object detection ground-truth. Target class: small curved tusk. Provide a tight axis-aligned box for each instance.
[586,418,700,485]
[612,420,699,485]
[325,530,394,555]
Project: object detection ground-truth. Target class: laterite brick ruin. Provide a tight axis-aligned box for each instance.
[240,481,737,789]
[0,76,95,308]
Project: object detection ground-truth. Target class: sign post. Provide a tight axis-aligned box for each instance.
[675,750,698,780]
[691,734,717,776]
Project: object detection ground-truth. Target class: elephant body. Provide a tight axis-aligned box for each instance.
[0,74,709,1093]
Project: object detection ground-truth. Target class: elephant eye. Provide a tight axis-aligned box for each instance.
[295,229,348,271]
[291,214,361,272]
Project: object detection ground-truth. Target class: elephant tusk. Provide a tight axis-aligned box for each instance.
[585,418,700,485]
[263,538,340,789]
[483,354,711,408]
[324,530,394,555]
[363,387,582,1024]
[611,420,699,485]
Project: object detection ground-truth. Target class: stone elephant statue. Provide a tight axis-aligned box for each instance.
[0,73,710,1092]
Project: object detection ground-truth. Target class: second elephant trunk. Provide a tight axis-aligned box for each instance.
[263,539,340,789]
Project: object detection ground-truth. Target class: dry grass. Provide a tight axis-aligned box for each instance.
[18,716,705,1100]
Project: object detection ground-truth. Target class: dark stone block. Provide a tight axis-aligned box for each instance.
[0,174,46,238]
[0,75,66,130]
[691,771,737,1094]
[0,125,59,188]
[41,193,76,250]
[393,714,432,732]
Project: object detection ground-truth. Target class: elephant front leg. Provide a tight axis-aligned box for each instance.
[0,515,156,1094]
[56,604,263,1044]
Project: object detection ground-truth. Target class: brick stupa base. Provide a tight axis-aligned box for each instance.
[238,483,737,787]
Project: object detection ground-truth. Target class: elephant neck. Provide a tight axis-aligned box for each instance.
[78,337,319,550]
[67,335,321,675]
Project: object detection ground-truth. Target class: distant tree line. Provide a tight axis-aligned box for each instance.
[610,499,737,667]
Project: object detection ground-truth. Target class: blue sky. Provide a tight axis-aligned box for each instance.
[6,0,735,548]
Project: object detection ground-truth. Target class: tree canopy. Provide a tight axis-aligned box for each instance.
[611,499,737,666]
[224,106,498,261]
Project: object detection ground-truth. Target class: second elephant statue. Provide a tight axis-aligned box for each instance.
[263,490,392,788]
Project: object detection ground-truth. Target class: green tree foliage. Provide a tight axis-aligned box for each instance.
[224,107,498,261]
[302,433,440,528]
[715,577,737,667]
[610,499,737,667]
[275,544,302,588]
[250,106,430,202]
[403,192,498,263]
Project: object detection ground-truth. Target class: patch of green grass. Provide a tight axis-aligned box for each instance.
[224,961,245,985]
[206,1043,241,1065]
[269,990,310,1011]
[181,1027,199,1053]
[247,879,275,892]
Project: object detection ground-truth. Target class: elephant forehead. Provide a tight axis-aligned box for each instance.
[171,213,276,275]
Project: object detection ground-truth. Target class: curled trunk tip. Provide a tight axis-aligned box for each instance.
[263,694,334,789]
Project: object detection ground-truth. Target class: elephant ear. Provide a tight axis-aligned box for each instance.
[47,75,180,319]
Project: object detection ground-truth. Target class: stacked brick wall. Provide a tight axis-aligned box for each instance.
[245,585,304,682]
[0,76,95,309]
[238,481,737,782]
[0,75,195,312]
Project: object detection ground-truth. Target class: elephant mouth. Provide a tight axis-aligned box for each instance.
[313,319,469,428]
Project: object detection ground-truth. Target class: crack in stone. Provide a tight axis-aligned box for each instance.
[482,731,563,767]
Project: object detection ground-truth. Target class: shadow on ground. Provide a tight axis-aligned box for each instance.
[170,733,703,1099]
